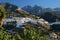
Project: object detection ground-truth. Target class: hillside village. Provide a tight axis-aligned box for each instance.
[3,17,49,28]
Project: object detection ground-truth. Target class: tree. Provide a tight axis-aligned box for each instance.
[0,7,7,28]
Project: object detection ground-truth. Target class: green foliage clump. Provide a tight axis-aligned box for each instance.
[0,7,7,19]
[0,27,23,40]
[23,23,50,40]
[0,22,50,40]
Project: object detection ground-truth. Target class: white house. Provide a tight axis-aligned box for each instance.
[49,32,58,39]
[37,18,49,25]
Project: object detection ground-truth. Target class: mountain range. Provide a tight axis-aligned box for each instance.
[0,2,60,23]
[22,5,60,14]
[22,5,60,22]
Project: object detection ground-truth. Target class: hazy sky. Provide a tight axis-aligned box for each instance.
[0,0,60,8]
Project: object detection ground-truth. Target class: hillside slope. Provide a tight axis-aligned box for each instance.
[0,3,53,40]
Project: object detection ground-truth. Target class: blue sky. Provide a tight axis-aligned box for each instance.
[0,0,60,8]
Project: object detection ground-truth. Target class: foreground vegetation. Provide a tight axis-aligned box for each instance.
[1,23,60,40]
[0,23,50,40]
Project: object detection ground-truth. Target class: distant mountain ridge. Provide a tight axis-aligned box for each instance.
[22,5,60,15]
[22,5,60,22]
